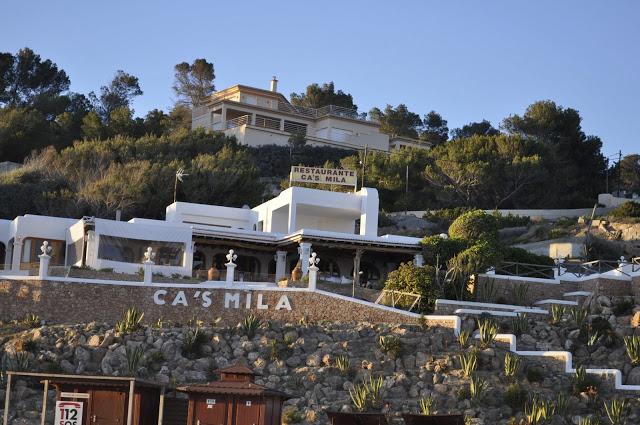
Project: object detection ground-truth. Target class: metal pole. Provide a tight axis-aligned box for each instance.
[3,373,12,425]
[173,175,178,204]
[405,165,409,215]
[40,379,49,425]
[157,386,165,425]
[361,145,367,190]
[617,150,622,195]
[126,380,135,425]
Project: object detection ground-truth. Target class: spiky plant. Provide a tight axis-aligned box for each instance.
[377,335,403,358]
[623,335,640,366]
[349,383,369,412]
[477,317,498,348]
[116,308,144,334]
[125,346,144,376]
[469,375,487,401]
[550,304,566,325]
[365,375,384,408]
[603,398,628,425]
[239,314,261,338]
[524,394,555,425]
[578,416,601,425]
[458,330,470,348]
[459,348,478,378]
[12,352,30,372]
[504,352,521,380]
[570,307,588,329]
[335,355,350,375]
[512,284,530,305]
[511,314,529,337]
[22,313,40,328]
[419,396,434,415]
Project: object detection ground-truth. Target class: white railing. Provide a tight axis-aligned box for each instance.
[283,121,307,135]
[225,115,250,129]
[277,102,370,122]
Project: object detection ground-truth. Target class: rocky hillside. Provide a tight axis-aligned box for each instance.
[2,312,640,425]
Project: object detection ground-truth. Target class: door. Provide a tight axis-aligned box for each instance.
[90,390,126,425]
[234,397,260,425]
[194,396,227,425]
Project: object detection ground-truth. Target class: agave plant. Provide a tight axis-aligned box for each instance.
[504,352,521,380]
[419,395,434,415]
[459,348,478,378]
[603,398,628,425]
[623,335,640,366]
[349,382,369,412]
[365,375,384,408]
[524,394,555,425]
[239,314,261,338]
[477,318,498,348]
[22,313,40,328]
[550,304,566,325]
[116,308,144,334]
[469,375,487,401]
[511,314,529,337]
[458,330,470,348]
[335,355,350,374]
[125,346,144,376]
[570,307,588,329]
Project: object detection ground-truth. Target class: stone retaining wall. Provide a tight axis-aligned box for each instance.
[476,274,634,306]
[0,279,455,328]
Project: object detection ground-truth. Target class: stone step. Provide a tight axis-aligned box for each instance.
[454,308,548,317]
[534,299,579,307]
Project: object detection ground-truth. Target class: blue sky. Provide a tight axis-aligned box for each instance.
[2,1,638,157]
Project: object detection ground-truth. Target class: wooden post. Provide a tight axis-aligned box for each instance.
[40,379,49,425]
[2,373,12,425]
[126,380,135,425]
[157,386,165,425]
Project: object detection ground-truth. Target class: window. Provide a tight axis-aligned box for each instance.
[97,235,185,266]
[21,238,65,267]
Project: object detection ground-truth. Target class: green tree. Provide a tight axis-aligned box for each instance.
[424,134,544,208]
[172,58,215,107]
[0,107,51,162]
[81,110,105,140]
[143,109,172,137]
[0,47,70,107]
[451,120,499,139]
[501,100,606,207]
[619,154,640,194]
[369,104,422,138]
[420,111,448,145]
[290,82,356,110]
[90,70,142,122]
[448,209,499,243]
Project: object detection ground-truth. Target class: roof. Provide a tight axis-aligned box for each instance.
[6,371,164,389]
[176,381,289,398]
[216,363,256,376]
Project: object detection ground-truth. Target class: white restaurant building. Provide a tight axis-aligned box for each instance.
[0,186,424,286]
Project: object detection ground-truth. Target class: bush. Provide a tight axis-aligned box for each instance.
[424,207,472,226]
[383,263,440,313]
[448,209,499,243]
[504,382,527,410]
[525,366,544,383]
[586,236,623,261]
[610,201,640,219]
[421,235,468,265]
[490,211,531,228]
[501,247,554,266]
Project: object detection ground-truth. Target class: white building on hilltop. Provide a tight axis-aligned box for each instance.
[0,186,423,286]
[192,77,431,152]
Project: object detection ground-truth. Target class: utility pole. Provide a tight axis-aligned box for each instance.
[405,165,409,215]
[617,150,622,195]
[360,145,368,190]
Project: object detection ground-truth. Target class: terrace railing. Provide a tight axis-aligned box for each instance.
[559,259,630,278]
[492,261,556,279]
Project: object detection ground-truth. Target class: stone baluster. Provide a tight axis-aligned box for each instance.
[225,249,237,285]
[308,252,320,291]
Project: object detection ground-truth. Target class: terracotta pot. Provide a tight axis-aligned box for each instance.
[207,267,220,281]
[291,263,302,282]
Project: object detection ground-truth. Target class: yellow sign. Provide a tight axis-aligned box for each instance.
[290,166,357,187]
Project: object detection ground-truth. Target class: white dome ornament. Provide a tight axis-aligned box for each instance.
[226,249,237,265]
[40,241,53,256]
[144,247,156,263]
[308,252,320,268]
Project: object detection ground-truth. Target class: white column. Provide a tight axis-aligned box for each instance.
[299,242,312,276]
[251,113,256,126]
[11,237,23,271]
[308,252,319,291]
[38,241,51,280]
[143,247,155,285]
[287,203,297,234]
[225,249,237,285]
[279,119,284,131]
[414,253,424,267]
[275,250,287,282]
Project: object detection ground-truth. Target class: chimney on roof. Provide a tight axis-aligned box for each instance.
[270,76,278,92]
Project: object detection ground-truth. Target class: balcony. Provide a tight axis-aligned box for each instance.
[212,115,307,135]
[277,102,371,122]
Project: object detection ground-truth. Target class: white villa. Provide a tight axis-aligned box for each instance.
[0,186,423,286]
[192,78,430,152]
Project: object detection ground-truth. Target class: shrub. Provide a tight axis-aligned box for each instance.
[573,366,599,395]
[469,375,487,401]
[383,263,440,313]
[504,382,527,410]
[609,201,640,219]
[424,207,472,225]
[282,407,304,424]
[586,236,624,261]
[116,308,144,334]
[491,211,531,228]
[421,235,468,265]
[613,299,634,316]
[449,209,499,244]
[501,247,555,267]
[525,366,544,383]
